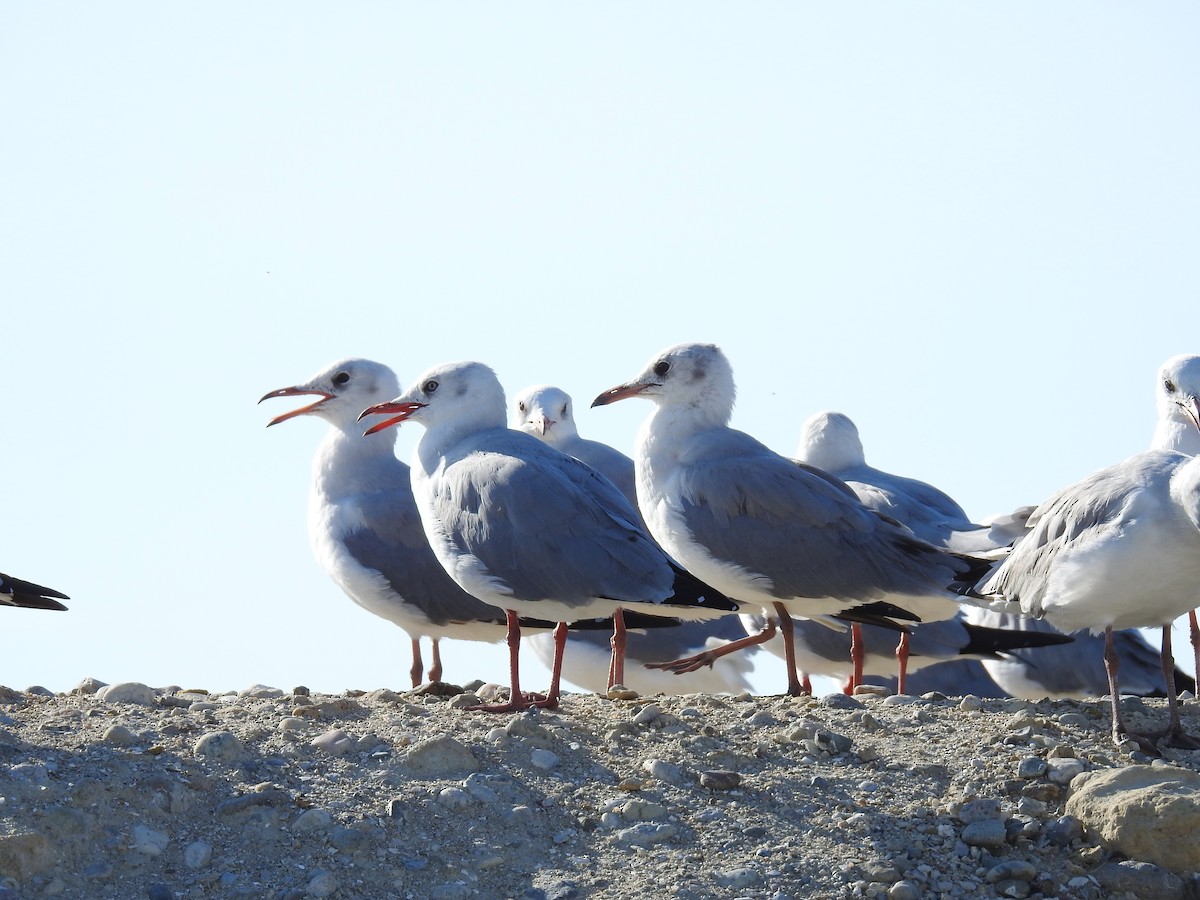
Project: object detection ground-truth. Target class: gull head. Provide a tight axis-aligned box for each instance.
[592,342,736,424]
[796,411,866,471]
[259,358,401,430]
[512,385,578,444]
[1154,354,1200,453]
[359,360,506,437]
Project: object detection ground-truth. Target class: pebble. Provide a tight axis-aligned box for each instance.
[1045,757,1085,784]
[819,693,864,710]
[716,866,761,889]
[192,730,245,763]
[403,736,479,775]
[959,695,983,712]
[1016,757,1046,779]
[305,870,339,897]
[888,881,922,900]
[642,759,682,783]
[146,883,173,900]
[101,724,138,746]
[631,704,661,726]
[961,820,1008,848]
[240,684,285,699]
[130,824,169,856]
[183,840,212,868]
[1044,815,1083,846]
[620,799,667,821]
[700,770,741,791]
[438,787,473,810]
[311,728,355,756]
[98,682,156,706]
[530,749,560,770]
[463,774,500,803]
[613,823,677,847]
[986,860,1036,883]
[606,684,639,700]
[292,808,334,832]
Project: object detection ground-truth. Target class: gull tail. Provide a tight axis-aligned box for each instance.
[958,622,1072,658]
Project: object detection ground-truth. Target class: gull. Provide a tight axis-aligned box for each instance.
[1150,354,1200,681]
[965,608,1196,700]
[359,360,739,712]
[796,410,1031,691]
[1,572,68,611]
[261,358,519,687]
[741,609,1067,694]
[974,448,1200,749]
[526,615,757,696]
[512,385,639,511]
[592,342,991,696]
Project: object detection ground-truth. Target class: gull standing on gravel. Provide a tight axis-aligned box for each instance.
[1,572,68,611]
[795,410,1031,692]
[974,447,1200,749]
[592,342,991,696]
[261,358,518,687]
[359,360,739,712]
[1149,354,1200,681]
[514,383,753,689]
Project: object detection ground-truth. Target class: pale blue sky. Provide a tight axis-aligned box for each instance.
[3,5,1198,695]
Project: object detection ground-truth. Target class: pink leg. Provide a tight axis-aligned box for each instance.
[646,616,778,675]
[409,637,424,688]
[1160,624,1200,748]
[1190,610,1200,688]
[429,638,443,684]
[608,608,627,689]
[847,623,864,694]
[774,603,804,697]
[800,672,813,695]
[895,631,910,695]
[469,610,538,713]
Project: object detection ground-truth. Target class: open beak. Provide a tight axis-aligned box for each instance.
[258,386,335,427]
[591,381,653,408]
[358,400,427,435]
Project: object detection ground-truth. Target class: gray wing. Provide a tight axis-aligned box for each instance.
[434,433,675,609]
[562,436,639,509]
[341,476,508,626]
[977,451,1175,614]
[677,449,970,602]
[837,464,980,547]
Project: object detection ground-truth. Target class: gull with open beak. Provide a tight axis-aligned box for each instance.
[359,360,739,713]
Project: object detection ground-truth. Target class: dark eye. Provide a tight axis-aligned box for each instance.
[332,372,350,386]
[560,404,569,417]
[653,360,670,377]
[1165,379,1177,394]
[518,401,526,412]
[423,379,439,394]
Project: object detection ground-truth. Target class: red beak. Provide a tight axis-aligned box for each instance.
[259,386,335,427]
[358,400,427,435]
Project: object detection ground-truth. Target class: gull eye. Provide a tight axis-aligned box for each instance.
[332,372,350,386]
[518,401,526,412]
[1165,379,1177,394]
[653,360,670,377]
[560,404,569,417]
[423,379,439,394]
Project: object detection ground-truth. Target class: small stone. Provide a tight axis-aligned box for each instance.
[614,823,677,847]
[1092,860,1184,898]
[530,749,560,770]
[183,841,212,869]
[619,799,667,821]
[957,798,1003,824]
[305,870,339,897]
[959,695,983,712]
[993,879,1032,898]
[101,724,139,746]
[716,867,761,889]
[403,736,478,776]
[437,787,472,810]
[961,820,1008,848]
[819,693,864,710]
[1016,757,1046,779]
[986,860,1037,884]
[293,808,334,832]
[1044,815,1083,846]
[99,682,156,705]
[631,704,661,726]
[447,694,482,709]
[700,770,741,791]
[130,824,169,856]
[888,881,922,900]
[642,759,682,783]
[606,684,639,700]
[311,728,355,756]
[1045,757,1085,784]
[193,731,244,763]
[240,684,285,698]
[73,676,107,695]
[147,883,173,900]
[463,774,500,804]
[278,717,307,732]
[505,717,556,747]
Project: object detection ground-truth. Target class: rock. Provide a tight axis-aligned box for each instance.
[130,824,169,856]
[530,749,560,770]
[183,841,212,869]
[957,798,1003,823]
[1016,758,1046,779]
[700,770,741,791]
[1043,815,1083,847]
[716,867,761,889]
[292,809,334,833]
[1045,757,1085,784]
[73,677,107,695]
[642,759,682,783]
[613,823,677,847]
[193,731,245,763]
[619,799,667,821]
[986,860,1036,883]
[311,729,355,756]
[305,870,339,897]
[1091,860,1185,899]
[403,736,479,776]
[98,682,156,705]
[101,724,139,746]
[819,693,863,710]
[437,787,473,810]
[0,832,55,880]
[147,883,173,900]
[631,704,661,726]
[1066,765,1200,873]
[888,881,922,900]
[240,684,285,699]
[961,820,1007,848]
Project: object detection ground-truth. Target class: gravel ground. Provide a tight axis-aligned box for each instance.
[2,678,1200,899]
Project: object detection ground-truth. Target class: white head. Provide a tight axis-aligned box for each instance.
[592,342,736,427]
[796,411,866,472]
[512,385,579,445]
[260,358,402,434]
[1153,354,1200,454]
[360,360,507,438]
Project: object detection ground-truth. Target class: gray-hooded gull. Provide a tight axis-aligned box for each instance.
[359,360,739,712]
[592,342,991,696]
[974,447,1200,749]
[1,573,68,611]
[260,358,518,686]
